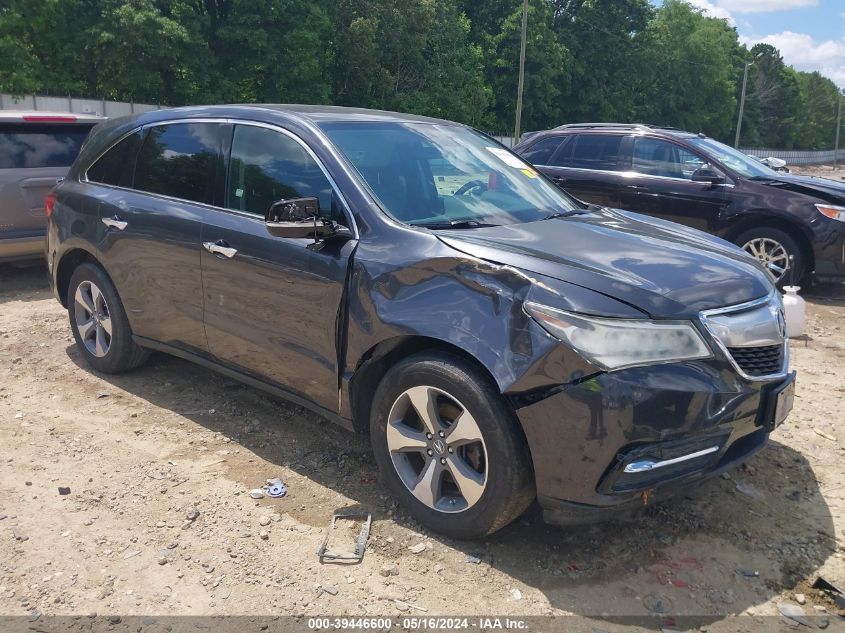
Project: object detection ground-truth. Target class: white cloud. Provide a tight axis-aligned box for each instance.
[716,0,817,14]
[687,0,735,23]
[741,31,845,88]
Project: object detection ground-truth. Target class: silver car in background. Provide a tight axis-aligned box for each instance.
[0,111,102,262]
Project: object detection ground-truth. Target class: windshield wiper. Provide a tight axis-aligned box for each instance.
[542,209,589,220]
[411,220,499,230]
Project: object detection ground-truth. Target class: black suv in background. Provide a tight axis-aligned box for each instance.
[514,123,845,286]
[47,106,793,538]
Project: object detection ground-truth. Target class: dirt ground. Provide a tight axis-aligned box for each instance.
[1,169,845,629]
[790,163,845,180]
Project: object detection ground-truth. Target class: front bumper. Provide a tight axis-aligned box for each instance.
[512,359,793,526]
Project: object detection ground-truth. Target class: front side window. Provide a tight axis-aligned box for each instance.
[0,124,94,169]
[631,137,705,179]
[564,134,622,171]
[225,125,333,217]
[134,123,221,204]
[319,122,580,227]
[86,130,144,186]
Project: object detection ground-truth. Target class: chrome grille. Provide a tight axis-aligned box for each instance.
[726,344,784,377]
[700,294,787,381]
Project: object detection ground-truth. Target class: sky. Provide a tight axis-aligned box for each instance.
[668,0,845,88]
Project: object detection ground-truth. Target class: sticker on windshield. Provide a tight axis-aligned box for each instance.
[486,147,528,169]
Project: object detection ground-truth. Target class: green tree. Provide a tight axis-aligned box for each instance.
[332,0,488,126]
[794,71,842,150]
[740,44,801,148]
[633,0,744,141]
[555,0,654,123]
[0,0,842,150]
[485,0,571,133]
[0,2,40,94]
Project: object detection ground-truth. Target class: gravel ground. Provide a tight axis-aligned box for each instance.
[1,214,844,629]
[791,163,845,181]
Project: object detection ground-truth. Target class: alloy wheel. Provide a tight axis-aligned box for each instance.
[386,385,488,513]
[742,237,790,282]
[74,280,112,358]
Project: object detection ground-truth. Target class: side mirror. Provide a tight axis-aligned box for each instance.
[265,197,351,240]
[691,164,726,184]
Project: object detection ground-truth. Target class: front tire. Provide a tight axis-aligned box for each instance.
[370,352,534,539]
[67,263,148,373]
[735,227,804,288]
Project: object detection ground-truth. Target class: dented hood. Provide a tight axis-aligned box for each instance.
[437,208,773,319]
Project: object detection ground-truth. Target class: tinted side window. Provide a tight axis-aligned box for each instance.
[564,134,621,170]
[632,138,705,179]
[86,130,144,186]
[226,125,333,217]
[0,124,94,169]
[520,136,565,165]
[134,123,221,204]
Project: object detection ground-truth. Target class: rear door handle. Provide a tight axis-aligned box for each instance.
[203,240,238,259]
[102,216,128,231]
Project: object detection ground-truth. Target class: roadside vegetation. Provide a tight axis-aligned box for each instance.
[0,0,841,149]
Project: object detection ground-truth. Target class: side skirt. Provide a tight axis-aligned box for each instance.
[133,336,355,432]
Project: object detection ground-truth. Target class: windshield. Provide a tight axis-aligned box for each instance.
[688,137,777,179]
[319,121,580,227]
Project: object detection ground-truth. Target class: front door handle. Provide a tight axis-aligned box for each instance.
[203,240,238,259]
[102,216,128,231]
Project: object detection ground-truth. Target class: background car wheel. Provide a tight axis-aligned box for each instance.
[735,227,804,288]
[370,352,534,539]
[67,263,148,373]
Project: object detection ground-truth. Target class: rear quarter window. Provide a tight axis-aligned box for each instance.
[86,130,145,187]
[519,135,567,165]
[0,124,94,169]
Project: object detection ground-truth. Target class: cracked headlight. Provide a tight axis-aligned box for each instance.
[524,302,712,371]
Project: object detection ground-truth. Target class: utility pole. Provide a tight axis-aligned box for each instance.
[734,61,752,148]
[835,89,842,169]
[514,0,529,145]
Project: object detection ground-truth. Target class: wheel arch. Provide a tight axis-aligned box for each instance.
[348,335,504,436]
[723,213,815,275]
[56,247,102,308]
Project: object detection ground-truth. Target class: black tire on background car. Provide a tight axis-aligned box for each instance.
[370,352,534,539]
[67,262,148,373]
[734,227,804,288]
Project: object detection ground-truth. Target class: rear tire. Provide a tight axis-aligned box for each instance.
[370,352,534,539]
[67,263,148,373]
[735,227,804,288]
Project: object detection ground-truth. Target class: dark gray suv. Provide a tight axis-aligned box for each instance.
[0,111,102,262]
[46,106,794,538]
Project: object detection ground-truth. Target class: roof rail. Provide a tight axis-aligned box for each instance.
[552,122,684,132]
